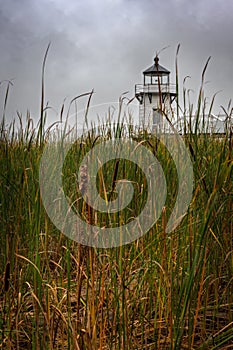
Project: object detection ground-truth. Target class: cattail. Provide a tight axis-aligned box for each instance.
[79,164,88,196]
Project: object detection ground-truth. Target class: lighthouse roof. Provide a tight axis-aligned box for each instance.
[143,56,170,76]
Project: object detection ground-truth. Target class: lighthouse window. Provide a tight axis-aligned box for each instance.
[152,77,158,84]
[153,109,162,126]
[145,76,151,84]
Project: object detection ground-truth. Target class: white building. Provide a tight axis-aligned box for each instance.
[174,114,231,135]
[135,54,232,135]
[135,55,176,131]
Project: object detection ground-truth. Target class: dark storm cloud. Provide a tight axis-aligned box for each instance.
[0,0,232,124]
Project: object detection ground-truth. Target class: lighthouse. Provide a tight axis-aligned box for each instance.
[135,54,177,131]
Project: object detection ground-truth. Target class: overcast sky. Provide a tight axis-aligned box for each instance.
[0,0,233,126]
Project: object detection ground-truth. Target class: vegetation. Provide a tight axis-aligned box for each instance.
[0,56,232,349]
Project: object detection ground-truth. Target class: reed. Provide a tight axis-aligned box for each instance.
[0,55,232,349]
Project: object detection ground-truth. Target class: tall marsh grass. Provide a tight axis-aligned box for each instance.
[0,58,232,349]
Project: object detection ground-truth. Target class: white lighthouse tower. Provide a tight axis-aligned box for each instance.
[135,54,176,131]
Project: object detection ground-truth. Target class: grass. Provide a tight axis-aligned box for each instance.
[0,56,232,349]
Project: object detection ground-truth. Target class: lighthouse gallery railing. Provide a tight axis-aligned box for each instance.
[135,83,176,95]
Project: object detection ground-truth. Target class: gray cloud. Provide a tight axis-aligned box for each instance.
[0,0,232,125]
